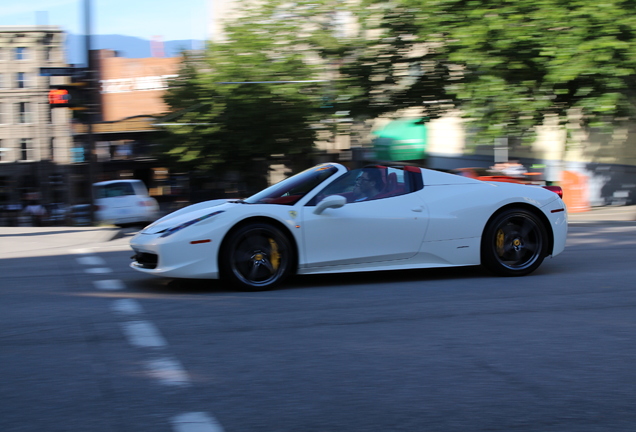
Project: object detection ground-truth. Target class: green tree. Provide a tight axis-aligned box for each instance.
[348,0,636,144]
[159,0,347,192]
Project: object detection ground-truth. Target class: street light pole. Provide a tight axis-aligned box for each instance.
[84,0,97,224]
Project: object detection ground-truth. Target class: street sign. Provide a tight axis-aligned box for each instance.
[39,67,85,77]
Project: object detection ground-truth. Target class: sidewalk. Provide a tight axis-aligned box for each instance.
[0,226,121,259]
[567,205,636,224]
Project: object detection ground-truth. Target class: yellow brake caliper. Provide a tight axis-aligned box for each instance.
[496,229,505,257]
[268,238,280,271]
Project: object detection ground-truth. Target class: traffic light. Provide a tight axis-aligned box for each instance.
[48,82,88,111]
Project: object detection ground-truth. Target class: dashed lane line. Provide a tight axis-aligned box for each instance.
[121,320,168,348]
[76,256,107,266]
[112,299,143,315]
[147,357,191,387]
[93,279,125,290]
[84,267,113,274]
[171,412,225,432]
[76,260,224,429]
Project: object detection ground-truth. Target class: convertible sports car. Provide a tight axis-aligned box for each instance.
[130,163,568,291]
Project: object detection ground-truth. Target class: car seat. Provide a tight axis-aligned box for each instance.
[375,172,399,198]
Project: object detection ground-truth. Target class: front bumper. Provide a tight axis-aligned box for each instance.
[129,231,220,279]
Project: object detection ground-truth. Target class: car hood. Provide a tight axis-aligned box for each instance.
[141,199,233,234]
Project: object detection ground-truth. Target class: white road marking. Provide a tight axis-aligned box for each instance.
[93,279,125,290]
[112,299,143,315]
[147,357,191,386]
[84,267,112,274]
[79,253,220,431]
[121,321,167,348]
[171,412,225,432]
[76,256,107,266]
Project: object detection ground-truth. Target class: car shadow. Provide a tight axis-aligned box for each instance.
[282,266,487,290]
[126,276,236,295]
[127,265,489,295]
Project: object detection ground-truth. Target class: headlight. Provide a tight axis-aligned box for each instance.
[159,211,224,238]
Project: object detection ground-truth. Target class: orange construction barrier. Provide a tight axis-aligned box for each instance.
[560,170,590,213]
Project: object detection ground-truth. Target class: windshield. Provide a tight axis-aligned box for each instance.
[244,164,340,205]
[94,182,136,199]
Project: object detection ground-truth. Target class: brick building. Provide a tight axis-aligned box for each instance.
[69,49,182,206]
[96,49,180,122]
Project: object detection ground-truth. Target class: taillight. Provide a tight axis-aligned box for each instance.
[543,186,563,198]
[139,200,152,207]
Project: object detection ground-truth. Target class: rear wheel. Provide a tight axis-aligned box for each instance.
[481,208,548,276]
[220,223,294,291]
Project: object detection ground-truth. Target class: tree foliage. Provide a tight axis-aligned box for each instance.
[158,0,636,176]
[159,0,354,191]
[349,0,636,144]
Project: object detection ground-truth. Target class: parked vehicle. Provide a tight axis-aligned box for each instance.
[94,179,159,227]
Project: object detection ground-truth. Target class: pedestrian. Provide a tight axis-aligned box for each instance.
[22,201,47,227]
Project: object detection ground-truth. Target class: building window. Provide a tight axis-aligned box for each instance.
[0,176,10,207]
[47,105,53,123]
[18,102,32,124]
[0,140,9,162]
[15,47,27,60]
[20,138,34,161]
[44,47,52,61]
[16,72,26,88]
[49,137,55,161]
[43,34,54,45]
[72,145,85,163]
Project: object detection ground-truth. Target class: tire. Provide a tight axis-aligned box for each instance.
[220,223,294,291]
[481,208,548,276]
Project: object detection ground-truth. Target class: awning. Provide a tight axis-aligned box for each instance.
[371,118,427,161]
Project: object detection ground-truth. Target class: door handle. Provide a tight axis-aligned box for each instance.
[411,206,423,212]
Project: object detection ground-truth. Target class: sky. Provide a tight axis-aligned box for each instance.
[0,0,211,41]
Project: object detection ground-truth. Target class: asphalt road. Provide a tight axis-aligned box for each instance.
[1,221,636,432]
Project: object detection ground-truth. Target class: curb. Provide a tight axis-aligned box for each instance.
[568,220,636,226]
[108,227,139,241]
[567,205,636,224]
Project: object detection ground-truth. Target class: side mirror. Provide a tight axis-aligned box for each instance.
[313,195,347,215]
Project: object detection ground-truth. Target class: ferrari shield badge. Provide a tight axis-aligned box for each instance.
[288,210,297,219]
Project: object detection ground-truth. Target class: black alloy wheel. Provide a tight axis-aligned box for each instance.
[481,208,548,276]
[221,223,294,291]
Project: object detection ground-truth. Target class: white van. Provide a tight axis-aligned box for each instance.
[93,179,159,226]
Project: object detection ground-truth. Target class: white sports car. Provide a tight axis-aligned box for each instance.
[130,163,567,291]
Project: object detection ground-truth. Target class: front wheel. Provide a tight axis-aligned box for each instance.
[481,208,548,276]
[220,223,294,291]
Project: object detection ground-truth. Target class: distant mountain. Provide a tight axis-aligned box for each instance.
[65,33,205,65]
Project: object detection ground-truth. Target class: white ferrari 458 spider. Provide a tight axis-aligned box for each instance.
[130,163,568,291]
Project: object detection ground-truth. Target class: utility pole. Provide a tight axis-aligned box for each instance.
[84,0,97,224]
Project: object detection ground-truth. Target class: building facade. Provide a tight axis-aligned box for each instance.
[0,26,73,215]
[67,50,182,210]
[96,49,180,122]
